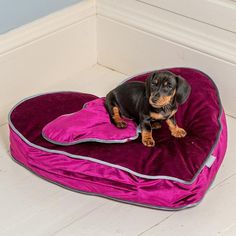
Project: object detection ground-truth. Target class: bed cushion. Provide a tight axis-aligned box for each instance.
[42,98,138,145]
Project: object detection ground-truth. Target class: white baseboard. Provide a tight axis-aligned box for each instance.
[97,0,236,116]
[0,0,97,125]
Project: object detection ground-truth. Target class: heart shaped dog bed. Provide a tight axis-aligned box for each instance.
[9,68,227,210]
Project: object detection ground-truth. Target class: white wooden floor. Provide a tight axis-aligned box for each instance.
[0,65,236,236]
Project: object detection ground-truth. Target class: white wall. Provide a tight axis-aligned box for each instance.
[97,0,236,117]
[139,0,236,32]
[0,0,84,34]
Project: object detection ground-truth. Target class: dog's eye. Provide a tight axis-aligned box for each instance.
[164,83,172,89]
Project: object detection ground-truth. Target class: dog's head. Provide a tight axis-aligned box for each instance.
[146,71,191,108]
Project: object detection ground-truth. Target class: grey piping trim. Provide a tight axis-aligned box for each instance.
[8,67,223,184]
[9,152,200,211]
[41,130,139,146]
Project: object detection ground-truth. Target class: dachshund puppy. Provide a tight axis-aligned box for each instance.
[105,71,191,147]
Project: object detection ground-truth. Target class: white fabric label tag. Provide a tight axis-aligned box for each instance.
[205,155,216,168]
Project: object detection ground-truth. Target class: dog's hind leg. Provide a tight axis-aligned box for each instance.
[105,93,127,128]
[112,106,127,128]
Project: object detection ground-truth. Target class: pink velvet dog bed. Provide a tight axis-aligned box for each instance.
[9,68,227,210]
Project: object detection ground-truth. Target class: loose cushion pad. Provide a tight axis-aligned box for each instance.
[42,98,138,145]
[9,68,227,210]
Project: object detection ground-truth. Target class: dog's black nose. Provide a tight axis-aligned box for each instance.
[152,98,157,102]
[151,93,160,102]
[151,97,159,103]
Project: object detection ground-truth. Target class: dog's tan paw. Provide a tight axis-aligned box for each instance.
[171,127,187,138]
[116,120,127,129]
[142,137,155,147]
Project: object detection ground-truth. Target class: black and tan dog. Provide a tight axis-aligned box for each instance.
[105,71,191,147]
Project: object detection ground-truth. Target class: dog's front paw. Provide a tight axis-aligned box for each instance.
[171,127,187,138]
[116,120,127,129]
[142,137,155,147]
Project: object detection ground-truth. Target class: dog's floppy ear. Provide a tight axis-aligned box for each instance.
[145,72,157,98]
[175,76,191,104]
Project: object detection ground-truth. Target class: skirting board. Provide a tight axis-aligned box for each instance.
[0,0,97,126]
[97,0,236,117]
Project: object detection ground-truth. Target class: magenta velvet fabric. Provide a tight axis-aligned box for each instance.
[9,68,228,209]
[42,98,138,145]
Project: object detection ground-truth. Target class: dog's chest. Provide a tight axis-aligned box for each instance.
[150,107,177,120]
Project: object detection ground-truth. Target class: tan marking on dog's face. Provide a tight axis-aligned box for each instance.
[150,112,165,120]
[149,89,176,108]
